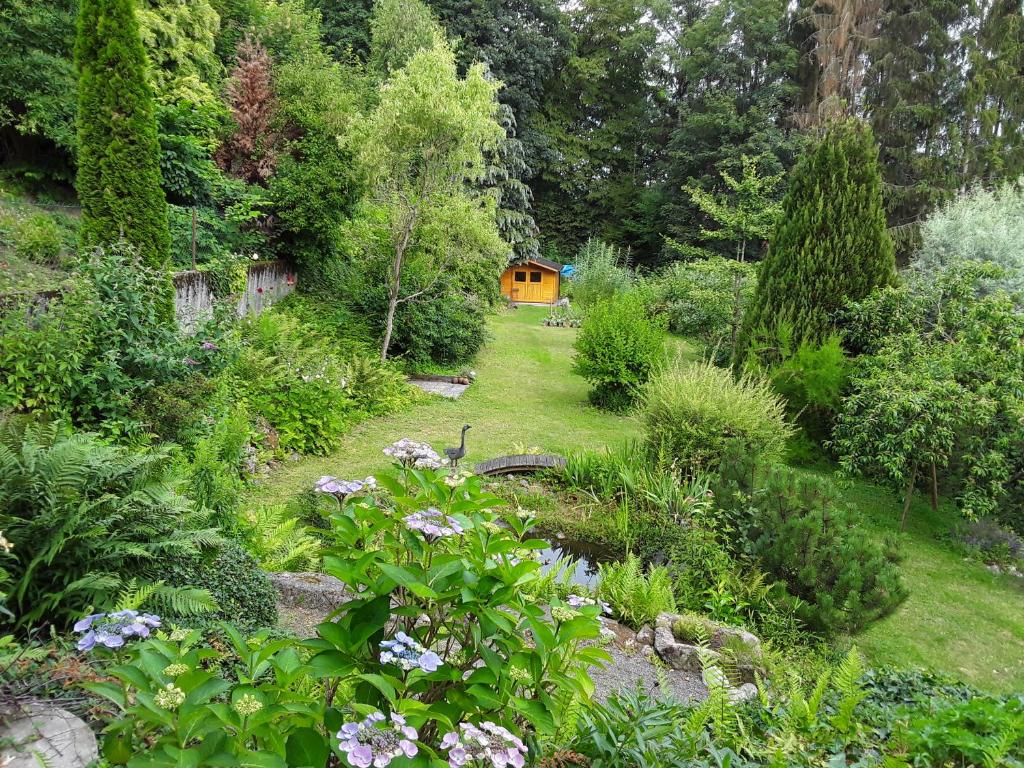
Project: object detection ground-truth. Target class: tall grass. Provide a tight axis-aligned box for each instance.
[567,238,634,309]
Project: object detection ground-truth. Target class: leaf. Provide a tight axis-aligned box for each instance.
[285,728,329,768]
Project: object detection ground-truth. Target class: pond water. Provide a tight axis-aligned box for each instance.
[536,535,614,589]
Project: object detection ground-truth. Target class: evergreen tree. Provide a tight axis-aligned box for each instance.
[479,104,541,263]
[659,0,799,263]
[75,0,170,267]
[865,0,965,256]
[736,120,895,364]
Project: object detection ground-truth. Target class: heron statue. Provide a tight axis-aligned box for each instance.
[444,424,471,467]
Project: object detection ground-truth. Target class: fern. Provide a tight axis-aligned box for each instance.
[114,579,218,616]
[242,505,321,572]
[829,647,867,735]
[0,418,222,631]
[596,554,675,628]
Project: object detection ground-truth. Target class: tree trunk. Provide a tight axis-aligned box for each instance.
[380,248,402,362]
[901,466,917,532]
[930,461,939,511]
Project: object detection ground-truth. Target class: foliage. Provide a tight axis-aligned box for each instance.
[769,335,849,444]
[368,0,445,77]
[910,179,1024,295]
[343,41,506,360]
[680,154,784,262]
[230,312,353,456]
[736,120,896,365]
[186,404,251,524]
[572,292,666,410]
[0,243,229,435]
[642,358,792,476]
[75,0,171,269]
[648,256,756,364]
[240,504,321,572]
[717,459,908,635]
[83,625,323,766]
[0,419,220,633]
[837,262,1024,529]
[160,541,278,632]
[565,239,634,310]
[596,554,675,629]
[310,461,609,747]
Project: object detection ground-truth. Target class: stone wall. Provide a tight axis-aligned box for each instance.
[173,260,296,333]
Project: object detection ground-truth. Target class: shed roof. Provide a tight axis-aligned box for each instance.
[508,257,562,272]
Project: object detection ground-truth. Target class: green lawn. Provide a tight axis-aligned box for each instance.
[258,304,1024,692]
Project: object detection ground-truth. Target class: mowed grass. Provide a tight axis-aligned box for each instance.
[257,305,691,504]
[258,304,1024,693]
[841,479,1024,693]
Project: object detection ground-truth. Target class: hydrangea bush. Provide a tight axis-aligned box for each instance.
[81,443,607,766]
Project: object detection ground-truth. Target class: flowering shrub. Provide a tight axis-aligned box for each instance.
[310,457,609,760]
[82,624,325,766]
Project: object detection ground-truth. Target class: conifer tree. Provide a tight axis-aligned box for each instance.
[75,0,170,267]
[736,119,895,365]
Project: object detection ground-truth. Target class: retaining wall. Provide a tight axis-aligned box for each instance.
[173,260,296,333]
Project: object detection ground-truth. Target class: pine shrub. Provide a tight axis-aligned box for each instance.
[642,358,793,476]
[736,120,895,366]
[75,0,170,267]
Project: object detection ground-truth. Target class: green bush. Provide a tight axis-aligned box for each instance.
[642,358,793,476]
[650,257,757,364]
[161,540,278,632]
[392,291,489,366]
[0,419,219,632]
[567,238,634,309]
[672,612,713,643]
[572,292,667,410]
[13,212,63,264]
[737,466,907,635]
[187,405,252,524]
[770,335,849,444]
[596,554,675,628]
[232,312,353,455]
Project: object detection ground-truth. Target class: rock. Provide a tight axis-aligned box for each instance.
[636,625,655,646]
[599,617,636,647]
[653,626,705,672]
[269,572,349,611]
[733,683,759,703]
[0,703,98,768]
[709,624,763,659]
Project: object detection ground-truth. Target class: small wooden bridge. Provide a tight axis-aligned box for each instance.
[474,453,567,476]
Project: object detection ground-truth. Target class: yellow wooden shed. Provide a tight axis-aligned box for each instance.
[500,258,562,304]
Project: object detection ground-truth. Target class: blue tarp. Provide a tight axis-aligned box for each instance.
[560,265,576,277]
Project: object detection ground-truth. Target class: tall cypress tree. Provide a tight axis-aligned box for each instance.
[736,119,895,364]
[75,0,170,267]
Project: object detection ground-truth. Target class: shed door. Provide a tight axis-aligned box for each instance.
[526,270,544,301]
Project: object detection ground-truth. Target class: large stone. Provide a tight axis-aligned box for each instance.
[269,572,349,611]
[635,625,655,646]
[709,624,763,659]
[0,704,98,768]
[653,626,707,672]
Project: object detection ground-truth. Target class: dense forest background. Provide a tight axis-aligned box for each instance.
[2,0,1022,270]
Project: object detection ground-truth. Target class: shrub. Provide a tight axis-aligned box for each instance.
[650,257,756,364]
[160,540,278,632]
[672,613,713,643]
[343,353,416,417]
[0,419,220,632]
[567,238,634,309]
[572,292,667,410]
[231,312,353,455]
[596,554,676,628]
[13,212,63,264]
[392,290,489,366]
[642,358,793,476]
[910,179,1024,295]
[186,405,252,524]
[738,466,907,635]
[770,335,849,444]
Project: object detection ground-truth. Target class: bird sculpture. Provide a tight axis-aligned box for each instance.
[444,424,471,467]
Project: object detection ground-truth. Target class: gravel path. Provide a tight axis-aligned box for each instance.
[591,642,707,703]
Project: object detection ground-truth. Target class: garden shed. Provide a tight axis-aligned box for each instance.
[500,258,561,304]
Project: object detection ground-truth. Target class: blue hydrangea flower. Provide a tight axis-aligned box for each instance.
[74,610,161,652]
[403,508,463,541]
[337,710,418,768]
[440,721,527,768]
[379,631,443,673]
[315,475,377,497]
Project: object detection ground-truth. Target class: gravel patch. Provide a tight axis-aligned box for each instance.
[591,643,707,704]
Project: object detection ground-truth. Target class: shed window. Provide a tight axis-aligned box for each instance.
[514,271,527,282]
[529,272,542,283]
